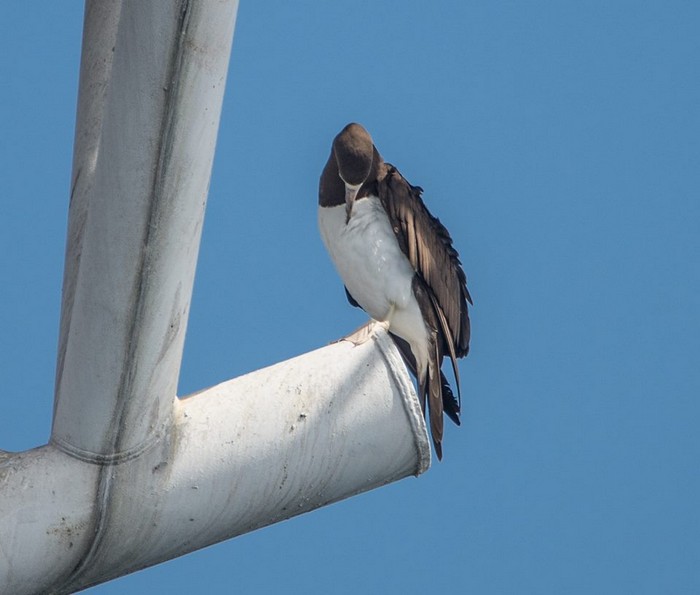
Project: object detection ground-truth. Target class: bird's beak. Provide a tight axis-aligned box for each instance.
[345,184,360,223]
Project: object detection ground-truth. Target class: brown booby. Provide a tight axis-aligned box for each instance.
[318,123,472,460]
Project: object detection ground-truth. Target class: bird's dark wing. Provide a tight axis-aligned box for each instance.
[378,163,472,368]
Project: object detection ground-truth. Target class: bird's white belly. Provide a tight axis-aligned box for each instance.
[318,197,419,322]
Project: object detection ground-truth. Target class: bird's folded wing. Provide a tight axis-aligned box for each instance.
[378,164,472,360]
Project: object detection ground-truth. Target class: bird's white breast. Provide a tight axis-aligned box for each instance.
[318,196,417,322]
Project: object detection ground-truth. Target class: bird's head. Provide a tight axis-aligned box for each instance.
[332,123,374,221]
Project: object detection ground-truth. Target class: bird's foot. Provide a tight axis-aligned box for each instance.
[333,320,388,346]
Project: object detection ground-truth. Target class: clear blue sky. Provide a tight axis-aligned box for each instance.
[1,2,699,593]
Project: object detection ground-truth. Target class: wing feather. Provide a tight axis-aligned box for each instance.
[378,164,471,359]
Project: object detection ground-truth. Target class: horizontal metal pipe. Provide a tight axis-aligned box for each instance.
[0,331,430,594]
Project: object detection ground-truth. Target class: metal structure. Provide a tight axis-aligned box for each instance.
[0,2,430,593]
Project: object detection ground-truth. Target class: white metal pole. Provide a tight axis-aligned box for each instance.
[0,2,432,592]
[52,0,237,459]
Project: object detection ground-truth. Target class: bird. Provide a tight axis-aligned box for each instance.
[318,122,472,460]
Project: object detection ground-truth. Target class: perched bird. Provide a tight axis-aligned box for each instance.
[318,123,471,459]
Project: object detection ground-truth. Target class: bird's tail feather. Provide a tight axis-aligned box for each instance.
[427,342,444,460]
[389,332,460,426]
[441,378,461,426]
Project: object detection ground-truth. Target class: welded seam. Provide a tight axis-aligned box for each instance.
[56,3,194,592]
[49,430,162,465]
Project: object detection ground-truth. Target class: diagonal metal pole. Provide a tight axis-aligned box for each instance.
[53,0,225,461]
[0,2,431,593]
